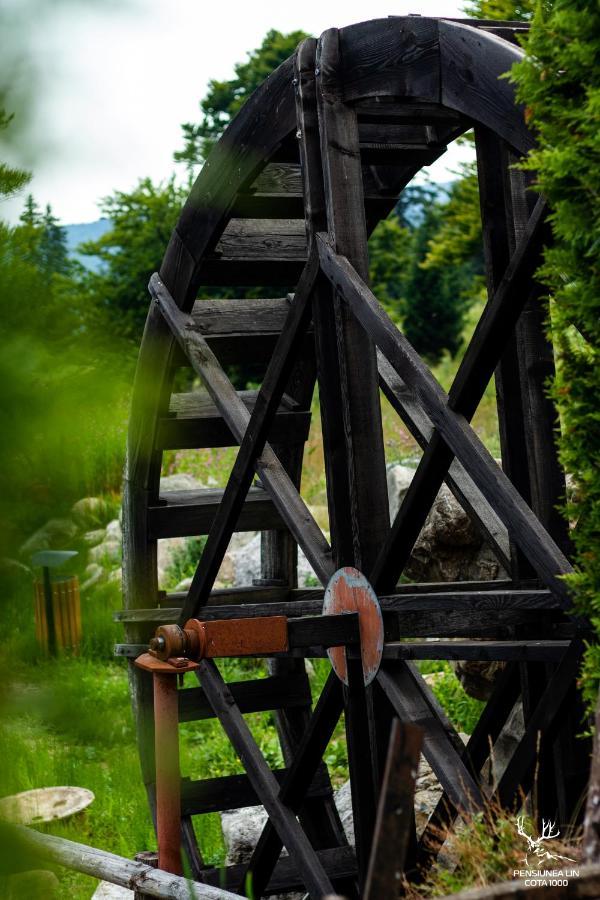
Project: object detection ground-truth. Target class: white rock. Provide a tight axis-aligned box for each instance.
[159,473,203,492]
[92,882,132,898]
[105,519,122,541]
[387,464,416,521]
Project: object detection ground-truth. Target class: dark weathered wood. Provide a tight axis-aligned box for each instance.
[369,193,549,591]
[147,486,284,539]
[195,660,335,898]
[377,662,484,815]
[378,353,511,571]
[201,847,357,895]
[495,639,585,809]
[243,673,345,897]
[177,673,310,722]
[317,235,573,604]
[317,27,390,576]
[180,766,332,816]
[364,720,423,900]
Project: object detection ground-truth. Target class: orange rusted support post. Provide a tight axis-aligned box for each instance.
[135,654,198,875]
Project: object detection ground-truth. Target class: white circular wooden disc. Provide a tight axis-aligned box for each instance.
[0,786,95,824]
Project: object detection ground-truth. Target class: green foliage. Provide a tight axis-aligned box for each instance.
[401,201,476,364]
[368,215,412,316]
[163,536,208,590]
[0,109,30,198]
[463,0,536,19]
[80,176,186,340]
[175,30,309,168]
[510,0,600,700]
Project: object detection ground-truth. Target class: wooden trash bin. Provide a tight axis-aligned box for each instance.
[34,575,82,653]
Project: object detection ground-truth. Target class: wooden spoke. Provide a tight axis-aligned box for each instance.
[317,233,573,604]
[242,671,346,898]
[196,660,335,899]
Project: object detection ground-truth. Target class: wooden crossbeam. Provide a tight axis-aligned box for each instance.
[377,353,511,571]
[316,234,573,605]
[149,271,335,610]
[242,672,347,897]
[366,195,552,591]
[196,659,335,898]
[416,662,522,873]
[377,662,484,816]
[494,639,585,808]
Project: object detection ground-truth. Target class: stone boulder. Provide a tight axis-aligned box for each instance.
[20,518,78,556]
[71,496,111,530]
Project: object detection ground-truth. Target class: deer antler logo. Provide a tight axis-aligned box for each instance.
[516,816,576,867]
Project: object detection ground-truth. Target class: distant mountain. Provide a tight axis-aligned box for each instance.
[64,218,112,271]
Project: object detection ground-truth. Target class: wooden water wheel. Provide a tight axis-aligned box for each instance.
[118,16,591,898]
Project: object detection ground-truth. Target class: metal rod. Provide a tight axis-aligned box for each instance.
[153,672,182,875]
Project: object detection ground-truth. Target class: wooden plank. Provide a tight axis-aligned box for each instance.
[116,589,561,624]
[189,297,291,334]
[178,253,318,622]
[377,662,484,815]
[157,408,310,450]
[364,720,423,900]
[147,486,284,539]
[195,660,335,898]
[495,639,585,809]
[338,18,440,103]
[243,672,345,898]
[177,673,310,722]
[200,846,357,895]
[317,27,390,576]
[150,273,334,585]
[383,641,570,662]
[180,766,332,816]
[197,219,306,285]
[317,234,574,604]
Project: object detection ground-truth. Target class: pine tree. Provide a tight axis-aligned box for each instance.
[40,204,69,275]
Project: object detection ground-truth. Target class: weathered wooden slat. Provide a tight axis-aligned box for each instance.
[317,27,390,577]
[317,234,573,605]
[199,846,357,895]
[364,719,423,899]
[180,766,332,816]
[195,660,335,898]
[196,219,306,285]
[177,673,311,722]
[147,486,284,539]
[115,589,561,624]
[190,297,291,334]
[158,389,309,450]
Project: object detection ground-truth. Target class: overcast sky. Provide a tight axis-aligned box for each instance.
[2,0,468,225]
